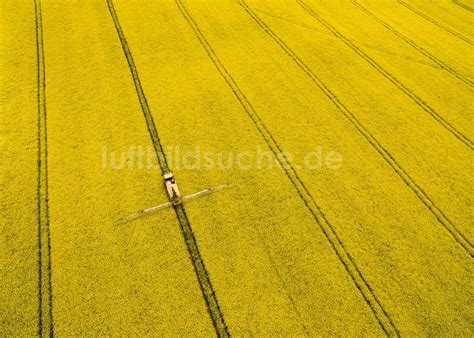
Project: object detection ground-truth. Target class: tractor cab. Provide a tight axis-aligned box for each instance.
[164,172,181,204]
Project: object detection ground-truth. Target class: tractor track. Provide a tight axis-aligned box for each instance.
[34,0,54,336]
[175,0,400,336]
[452,0,474,12]
[106,1,229,336]
[298,0,473,149]
[352,0,473,88]
[254,7,443,71]
[397,0,473,45]
[238,1,473,258]
[254,228,311,335]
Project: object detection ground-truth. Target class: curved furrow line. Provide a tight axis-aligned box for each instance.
[253,228,312,336]
[106,1,229,336]
[298,0,473,149]
[176,0,400,336]
[254,6,445,72]
[352,1,473,88]
[397,0,473,45]
[34,0,55,336]
[239,0,473,257]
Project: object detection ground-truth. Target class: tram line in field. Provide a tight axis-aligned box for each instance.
[106,1,229,336]
[176,0,401,335]
[239,0,473,258]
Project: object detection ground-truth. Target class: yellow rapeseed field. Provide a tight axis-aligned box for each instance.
[1,0,472,336]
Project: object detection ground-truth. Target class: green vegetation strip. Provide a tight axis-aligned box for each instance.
[35,0,54,336]
[239,0,473,257]
[176,0,399,336]
[106,0,229,336]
